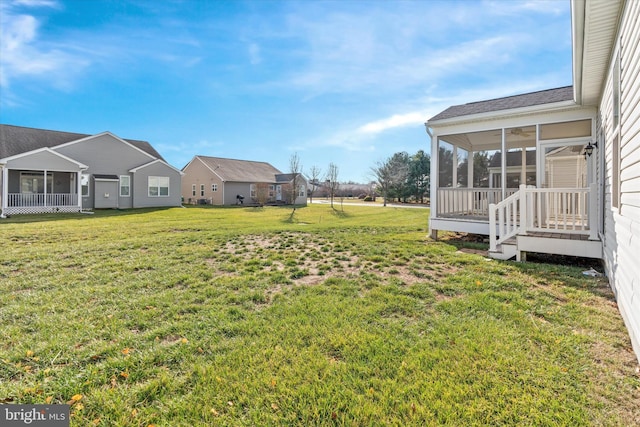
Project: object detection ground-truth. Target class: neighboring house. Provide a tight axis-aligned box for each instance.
[0,125,183,216]
[181,155,307,206]
[426,0,639,360]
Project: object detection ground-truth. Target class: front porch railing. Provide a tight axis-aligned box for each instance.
[489,184,597,252]
[437,188,518,217]
[7,193,78,207]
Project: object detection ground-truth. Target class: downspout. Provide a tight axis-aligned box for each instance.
[501,128,507,200]
[44,168,48,209]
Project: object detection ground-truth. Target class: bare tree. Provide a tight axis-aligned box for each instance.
[254,183,270,206]
[325,162,339,208]
[289,152,302,206]
[307,165,322,203]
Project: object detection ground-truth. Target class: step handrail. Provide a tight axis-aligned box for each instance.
[489,185,525,252]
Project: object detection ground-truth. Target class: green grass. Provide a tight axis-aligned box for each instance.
[1,205,638,426]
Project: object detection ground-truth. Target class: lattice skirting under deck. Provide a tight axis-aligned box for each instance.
[2,206,82,215]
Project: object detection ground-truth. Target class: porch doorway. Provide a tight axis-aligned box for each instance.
[537,141,591,229]
[541,142,588,188]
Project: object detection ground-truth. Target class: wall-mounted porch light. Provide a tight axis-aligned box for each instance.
[584,141,597,157]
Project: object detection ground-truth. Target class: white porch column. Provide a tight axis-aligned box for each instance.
[44,169,48,207]
[77,171,82,211]
[468,151,474,188]
[1,165,8,217]
[429,130,439,238]
[521,149,527,186]
[501,128,507,200]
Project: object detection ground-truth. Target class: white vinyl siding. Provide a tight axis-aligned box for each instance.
[148,176,170,197]
[601,0,640,361]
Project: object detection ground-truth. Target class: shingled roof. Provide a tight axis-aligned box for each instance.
[193,155,284,183]
[0,124,165,161]
[429,86,574,122]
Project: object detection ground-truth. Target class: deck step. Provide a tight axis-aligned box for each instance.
[488,241,517,260]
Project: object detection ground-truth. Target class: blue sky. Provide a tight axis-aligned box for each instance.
[0,0,572,182]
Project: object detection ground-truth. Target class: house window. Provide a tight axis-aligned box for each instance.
[192,184,196,197]
[298,185,306,197]
[613,52,620,130]
[612,134,620,209]
[148,176,170,197]
[250,184,256,198]
[212,184,218,192]
[81,174,90,197]
[20,172,52,194]
[269,185,275,197]
[120,176,130,197]
[200,184,205,197]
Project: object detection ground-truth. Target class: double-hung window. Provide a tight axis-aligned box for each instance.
[120,176,131,197]
[148,176,170,197]
[81,174,90,197]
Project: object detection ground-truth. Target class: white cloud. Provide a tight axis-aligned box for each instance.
[13,0,58,7]
[0,1,89,89]
[358,112,426,135]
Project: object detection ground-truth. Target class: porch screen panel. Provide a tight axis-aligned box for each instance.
[456,148,468,187]
[438,140,454,188]
[505,125,537,189]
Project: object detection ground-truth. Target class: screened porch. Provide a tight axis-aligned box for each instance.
[429,116,600,244]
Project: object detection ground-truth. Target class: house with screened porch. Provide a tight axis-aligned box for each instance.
[426,0,639,361]
[0,125,183,216]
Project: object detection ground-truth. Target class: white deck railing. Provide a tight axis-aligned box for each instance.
[7,193,78,207]
[489,184,597,252]
[437,188,518,217]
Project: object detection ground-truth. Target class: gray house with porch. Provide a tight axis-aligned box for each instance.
[0,125,183,217]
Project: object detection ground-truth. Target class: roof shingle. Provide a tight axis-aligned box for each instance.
[428,86,574,122]
[194,156,284,183]
[0,124,164,160]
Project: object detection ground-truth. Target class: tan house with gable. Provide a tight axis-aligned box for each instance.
[181,155,307,206]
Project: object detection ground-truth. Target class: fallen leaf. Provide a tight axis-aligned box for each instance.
[119,371,129,379]
[331,412,337,420]
[121,348,131,355]
[67,394,83,405]
[131,408,138,417]
[181,338,188,344]
[26,350,34,357]
[45,396,53,404]
[210,408,219,416]
[92,418,101,426]
[75,403,84,410]
[271,403,279,410]
[227,401,233,406]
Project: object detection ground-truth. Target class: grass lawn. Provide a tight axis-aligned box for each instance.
[1,205,639,426]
